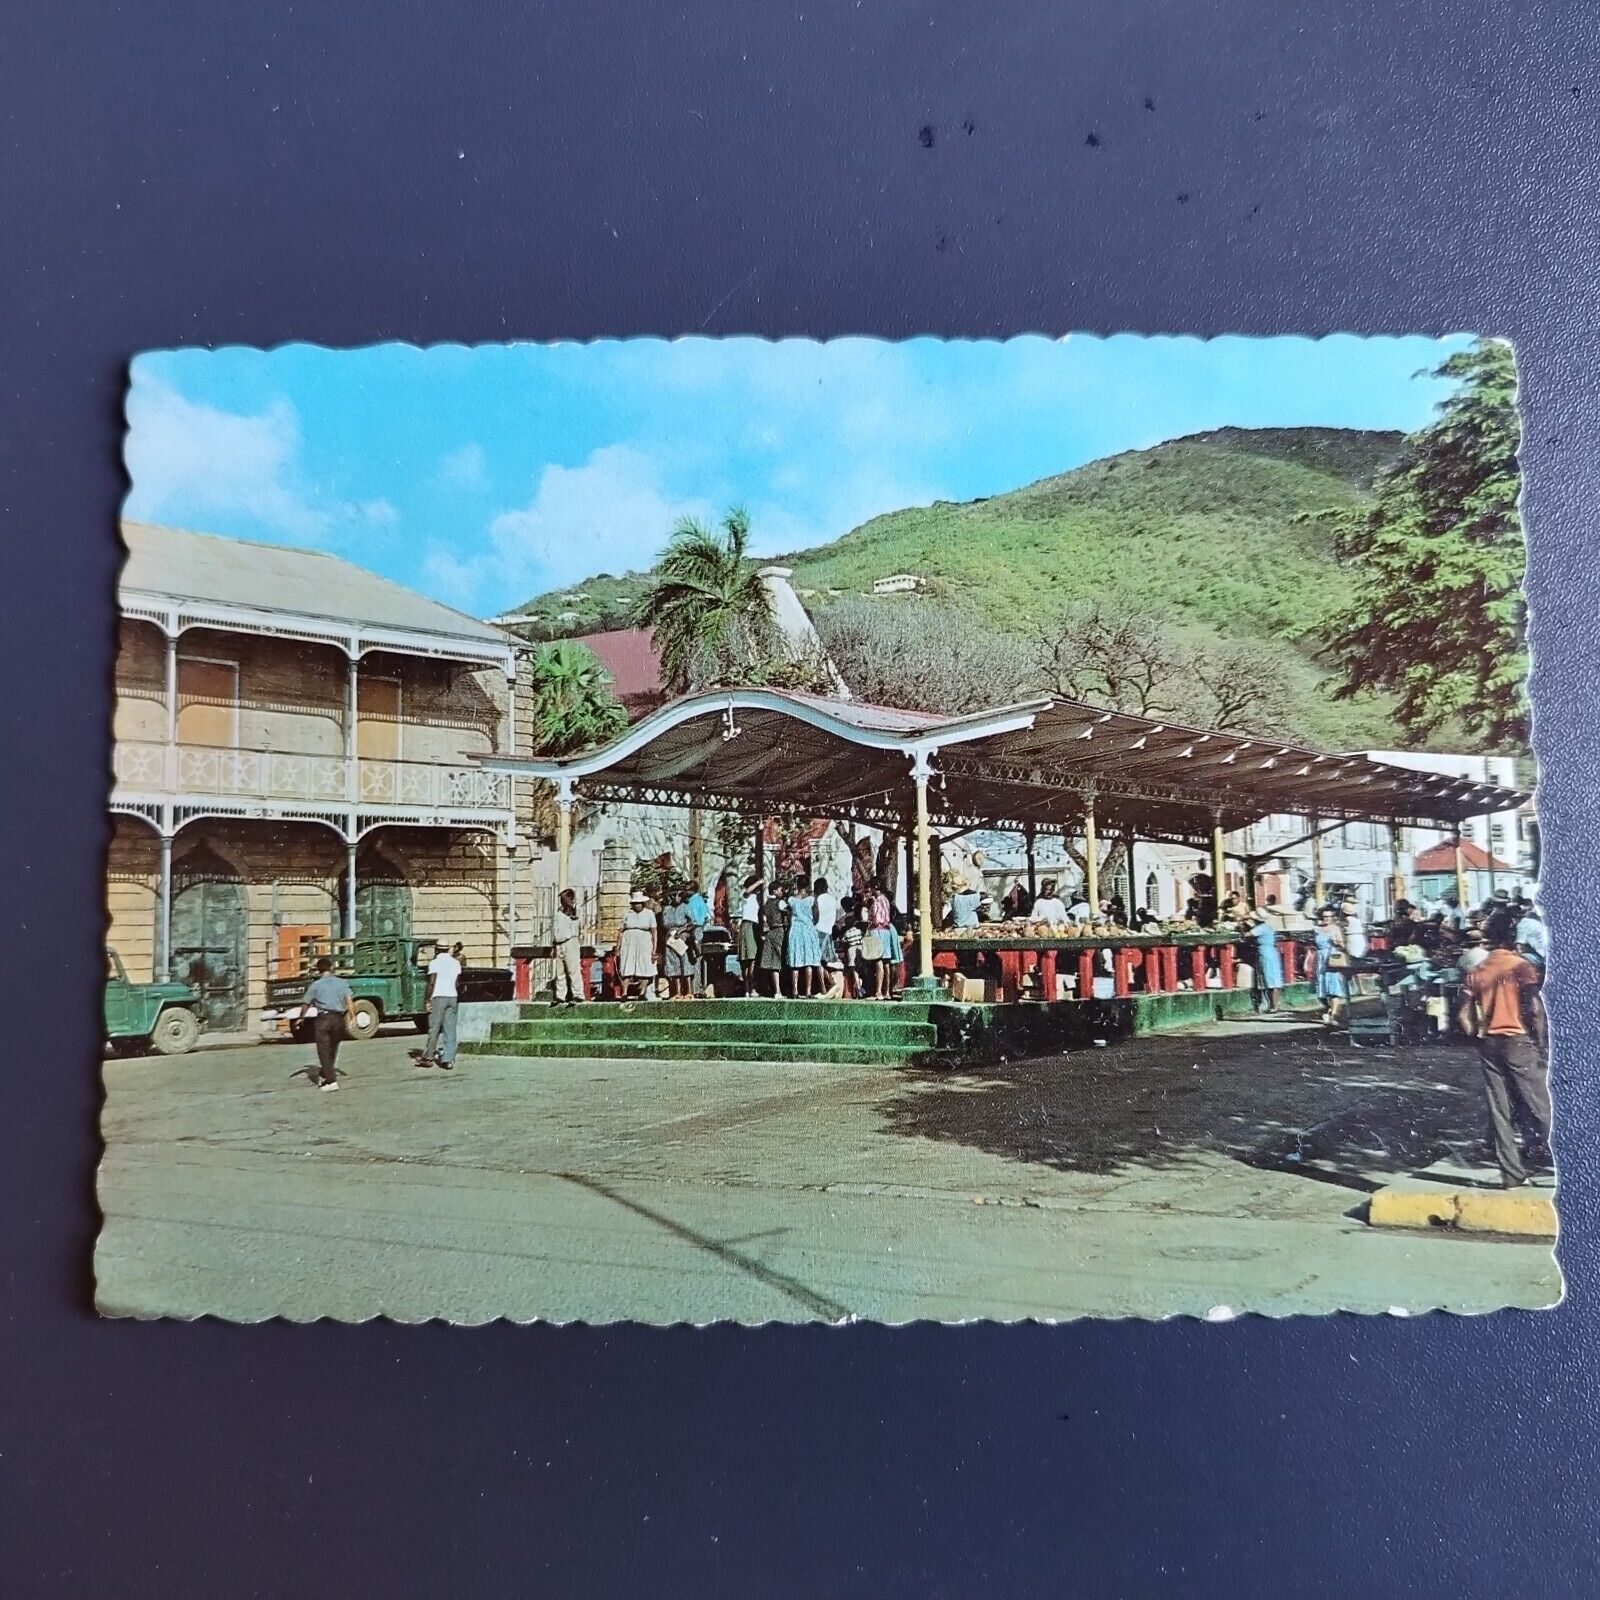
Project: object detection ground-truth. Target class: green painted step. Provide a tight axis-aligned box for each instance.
[510,1000,945,1024]
[461,1037,929,1065]
[487,1017,938,1047]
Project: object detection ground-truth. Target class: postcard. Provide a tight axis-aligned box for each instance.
[98,335,1556,1322]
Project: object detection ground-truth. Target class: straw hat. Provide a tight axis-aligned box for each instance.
[629,888,648,904]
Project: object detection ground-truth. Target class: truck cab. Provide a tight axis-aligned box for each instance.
[104,949,204,1056]
[260,936,512,1041]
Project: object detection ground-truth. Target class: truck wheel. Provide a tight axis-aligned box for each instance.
[150,1007,201,1056]
[347,999,381,1040]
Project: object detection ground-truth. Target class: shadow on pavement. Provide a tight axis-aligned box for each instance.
[878,1021,1495,1186]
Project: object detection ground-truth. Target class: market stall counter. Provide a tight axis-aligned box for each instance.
[931,925,1313,1003]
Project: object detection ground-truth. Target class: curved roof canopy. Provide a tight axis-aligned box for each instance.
[483,688,1527,841]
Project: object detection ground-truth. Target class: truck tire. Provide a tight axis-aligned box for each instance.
[150,1007,201,1056]
[347,998,382,1040]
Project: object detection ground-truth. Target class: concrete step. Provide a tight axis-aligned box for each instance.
[461,1037,929,1065]
[488,1016,938,1047]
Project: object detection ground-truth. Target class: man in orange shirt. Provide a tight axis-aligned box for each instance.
[1457,913,1551,1189]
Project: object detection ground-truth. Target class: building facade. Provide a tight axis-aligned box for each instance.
[110,523,526,1030]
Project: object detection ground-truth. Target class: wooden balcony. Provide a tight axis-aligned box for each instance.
[112,740,511,821]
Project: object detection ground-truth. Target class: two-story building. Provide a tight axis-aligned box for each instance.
[110,523,524,1030]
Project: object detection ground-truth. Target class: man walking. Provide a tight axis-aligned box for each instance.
[301,955,357,1092]
[422,940,463,1071]
[1457,914,1552,1188]
[552,888,586,1004]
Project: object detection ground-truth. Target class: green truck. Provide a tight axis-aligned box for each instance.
[260,936,513,1042]
[104,949,205,1056]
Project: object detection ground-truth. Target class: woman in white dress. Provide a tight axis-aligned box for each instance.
[617,888,659,999]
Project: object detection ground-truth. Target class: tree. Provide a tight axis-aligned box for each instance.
[1028,599,1186,716]
[813,597,1037,714]
[1188,641,1297,736]
[526,639,629,756]
[1320,338,1526,746]
[630,507,777,691]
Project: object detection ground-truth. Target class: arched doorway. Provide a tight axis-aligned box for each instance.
[170,839,249,1031]
[342,843,413,942]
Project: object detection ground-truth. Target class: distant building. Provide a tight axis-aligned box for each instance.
[871,573,923,595]
[569,627,669,721]
[1413,838,1521,909]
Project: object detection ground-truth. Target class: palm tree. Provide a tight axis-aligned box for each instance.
[630,507,776,691]
[527,639,629,755]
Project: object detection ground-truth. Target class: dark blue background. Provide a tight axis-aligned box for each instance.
[4,2,1598,1592]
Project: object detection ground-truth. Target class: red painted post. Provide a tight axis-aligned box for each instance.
[1162,945,1179,992]
[1077,950,1096,1001]
[1189,947,1207,989]
[1219,941,1236,990]
[1144,947,1163,993]
[1114,948,1137,998]
[1277,938,1296,984]
[513,954,532,1001]
[1038,948,1059,1003]
[999,948,1024,1003]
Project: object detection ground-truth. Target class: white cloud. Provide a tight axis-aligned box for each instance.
[123,375,402,540]
[438,443,486,489]
[427,444,707,613]
[357,498,400,529]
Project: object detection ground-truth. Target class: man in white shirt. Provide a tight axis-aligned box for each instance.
[552,887,586,1004]
[1028,878,1070,925]
[812,877,839,943]
[423,940,463,1070]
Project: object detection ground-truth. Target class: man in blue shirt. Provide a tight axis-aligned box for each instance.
[301,956,357,1091]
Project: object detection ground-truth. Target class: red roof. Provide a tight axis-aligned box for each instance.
[1413,838,1517,873]
[575,628,667,719]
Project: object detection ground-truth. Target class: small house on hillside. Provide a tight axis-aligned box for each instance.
[871,573,923,595]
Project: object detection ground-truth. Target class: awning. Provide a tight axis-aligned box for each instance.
[482,687,1527,843]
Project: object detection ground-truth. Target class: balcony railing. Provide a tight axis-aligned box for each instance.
[112,741,511,811]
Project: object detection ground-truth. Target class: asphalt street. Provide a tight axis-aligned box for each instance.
[96,1016,1562,1323]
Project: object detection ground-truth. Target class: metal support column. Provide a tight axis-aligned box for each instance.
[344,649,360,802]
[156,832,173,980]
[1121,828,1137,913]
[913,750,934,980]
[1083,797,1100,912]
[163,634,178,744]
[1024,821,1037,899]
[1310,815,1326,909]
[555,776,575,892]
[1210,814,1226,917]
[344,838,358,938]
[1454,827,1470,912]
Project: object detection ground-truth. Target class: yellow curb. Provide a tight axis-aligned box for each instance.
[1368,1185,1557,1238]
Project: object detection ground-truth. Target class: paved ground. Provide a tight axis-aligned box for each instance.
[96,1015,1563,1323]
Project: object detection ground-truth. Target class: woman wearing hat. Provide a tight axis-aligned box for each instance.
[618,888,659,999]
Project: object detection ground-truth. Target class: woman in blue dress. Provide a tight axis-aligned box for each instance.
[786,881,825,997]
[1312,906,1347,1025]
[1247,909,1284,1013]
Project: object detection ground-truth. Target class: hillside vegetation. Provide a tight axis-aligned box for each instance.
[510,427,1415,749]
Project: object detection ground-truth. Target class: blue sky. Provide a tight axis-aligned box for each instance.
[124,334,1474,616]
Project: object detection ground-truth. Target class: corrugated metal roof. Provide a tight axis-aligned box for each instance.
[571,628,668,716]
[119,521,511,648]
[490,686,1529,834]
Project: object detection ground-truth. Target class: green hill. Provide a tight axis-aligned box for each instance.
[509,426,1411,749]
